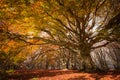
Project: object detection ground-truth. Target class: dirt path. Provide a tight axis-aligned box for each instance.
[5,70,120,80]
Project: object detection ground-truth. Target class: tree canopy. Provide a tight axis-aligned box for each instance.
[0,0,120,71]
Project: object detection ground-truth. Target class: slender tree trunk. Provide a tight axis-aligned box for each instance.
[66,58,70,69]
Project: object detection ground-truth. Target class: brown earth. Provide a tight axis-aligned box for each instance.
[3,69,120,80]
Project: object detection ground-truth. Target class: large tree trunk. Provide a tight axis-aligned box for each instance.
[82,56,96,71]
[80,47,96,72]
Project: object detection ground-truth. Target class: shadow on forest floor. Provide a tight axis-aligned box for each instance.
[1,70,120,80]
[5,69,78,80]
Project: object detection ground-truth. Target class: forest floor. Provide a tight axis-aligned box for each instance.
[2,69,120,80]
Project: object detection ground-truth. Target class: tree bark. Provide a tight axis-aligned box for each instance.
[80,47,96,71]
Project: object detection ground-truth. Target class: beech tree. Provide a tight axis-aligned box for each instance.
[30,0,120,70]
